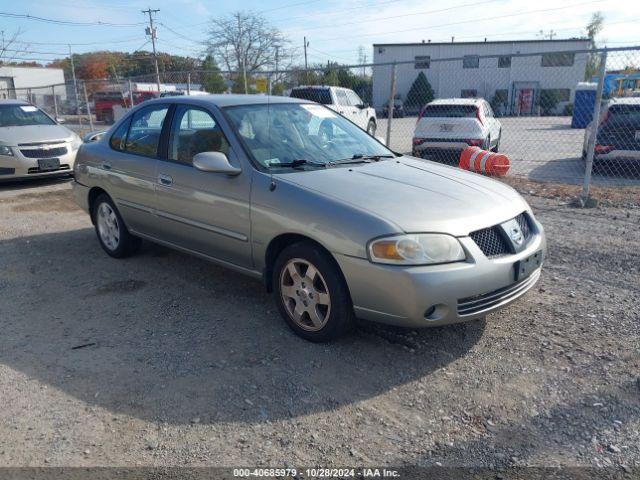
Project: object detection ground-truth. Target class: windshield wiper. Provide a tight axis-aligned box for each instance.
[268,159,326,169]
[329,154,395,166]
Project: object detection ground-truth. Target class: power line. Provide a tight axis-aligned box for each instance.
[285,0,503,34]
[314,0,605,42]
[0,11,145,27]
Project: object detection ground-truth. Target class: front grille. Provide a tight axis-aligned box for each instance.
[457,269,540,316]
[470,225,511,258]
[20,146,67,158]
[470,212,533,258]
[27,164,70,174]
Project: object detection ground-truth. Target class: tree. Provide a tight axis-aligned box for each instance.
[201,55,227,93]
[205,11,288,75]
[538,90,559,115]
[585,11,604,80]
[0,29,32,65]
[405,72,434,110]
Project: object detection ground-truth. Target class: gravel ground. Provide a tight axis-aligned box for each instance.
[0,177,638,469]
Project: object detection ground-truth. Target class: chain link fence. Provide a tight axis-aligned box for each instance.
[4,45,640,200]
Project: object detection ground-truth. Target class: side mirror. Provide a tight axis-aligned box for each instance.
[193,151,242,176]
[56,117,66,124]
[357,103,368,109]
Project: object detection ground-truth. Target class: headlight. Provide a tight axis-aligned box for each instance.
[0,145,14,156]
[368,234,466,265]
[70,136,83,150]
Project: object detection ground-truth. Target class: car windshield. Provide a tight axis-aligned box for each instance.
[0,104,56,127]
[290,88,332,105]
[422,104,477,118]
[224,102,392,169]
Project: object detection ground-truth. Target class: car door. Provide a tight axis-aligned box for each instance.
[103,103,169,236]
[346,90,368,129]
[334,88,354,122]
[153,104,252,268]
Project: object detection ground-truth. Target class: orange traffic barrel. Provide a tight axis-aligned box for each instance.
[459,146,510,177]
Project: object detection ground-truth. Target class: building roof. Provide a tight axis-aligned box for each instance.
[428,98,484,106]
[373,38,590,47]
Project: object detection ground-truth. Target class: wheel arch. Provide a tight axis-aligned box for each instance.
[87,186,110,224]
[263,233,347,294]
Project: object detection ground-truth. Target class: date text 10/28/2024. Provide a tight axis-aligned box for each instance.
[233,468,400,478]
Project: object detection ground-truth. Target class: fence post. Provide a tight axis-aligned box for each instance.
[385,63,397,146]
[581,49,607,204]
[52,85,59,119]
[128,79,134,108]
[187,73,191,95]
[83,82,94,131]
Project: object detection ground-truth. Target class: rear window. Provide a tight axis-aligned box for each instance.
[421,104,477,118]
[607,104,640,125]
[290,88,332,105]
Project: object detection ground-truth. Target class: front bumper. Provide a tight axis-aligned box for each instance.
[0,145,78,181]
[412,141,474,164]
[335,220,546,328]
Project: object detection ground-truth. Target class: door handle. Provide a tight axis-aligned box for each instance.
[102,161,112,170]
[158,173,173,186]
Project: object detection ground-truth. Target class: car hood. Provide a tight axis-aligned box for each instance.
[276,156,529,236]
[0,125,76,146]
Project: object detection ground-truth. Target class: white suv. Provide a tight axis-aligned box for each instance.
[412,98,502,163]
[290,86,378,136]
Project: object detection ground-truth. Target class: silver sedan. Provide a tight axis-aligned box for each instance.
[73,95,545,342]
[0,100,81,180]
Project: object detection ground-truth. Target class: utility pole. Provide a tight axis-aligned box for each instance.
[68,45,82,124]
[142,8,161,92]
[303,36,309,84]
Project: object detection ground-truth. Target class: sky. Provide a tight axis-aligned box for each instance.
[0,0,638,66]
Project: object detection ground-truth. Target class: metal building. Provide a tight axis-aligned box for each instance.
[0,66,66,106]
[372,38,591,115]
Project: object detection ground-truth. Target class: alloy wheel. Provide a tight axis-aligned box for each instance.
[280,258,331,331]
[96,202,120,251]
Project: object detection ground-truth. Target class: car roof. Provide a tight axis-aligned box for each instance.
[142,94,312,108]
[0,99,31,106]
[428,98,484,106]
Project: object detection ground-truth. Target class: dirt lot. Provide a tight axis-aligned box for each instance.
[0,178,638,469]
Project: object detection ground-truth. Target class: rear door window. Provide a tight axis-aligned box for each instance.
[421,104,477,118]
[290,88,332,105]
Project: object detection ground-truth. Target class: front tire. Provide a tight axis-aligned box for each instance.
[92,194,140,258]
[273,242,355,342]
[366,119,376,136]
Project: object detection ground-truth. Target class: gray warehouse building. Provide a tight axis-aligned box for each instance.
[372,38,591,115]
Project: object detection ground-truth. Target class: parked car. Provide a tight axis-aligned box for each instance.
[412,98,502,164]
[290,86,378,136]
[73,95,545,342]
[582,97,640,173]
[382,94,405,118]
[0,100,82,181]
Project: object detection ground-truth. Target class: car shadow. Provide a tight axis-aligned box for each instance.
[0,228,485,425]
[0,175,73,192]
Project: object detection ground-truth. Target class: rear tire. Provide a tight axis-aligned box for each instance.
[91,193,141,258]
[491,131,501,152]
[273,242,355,342]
